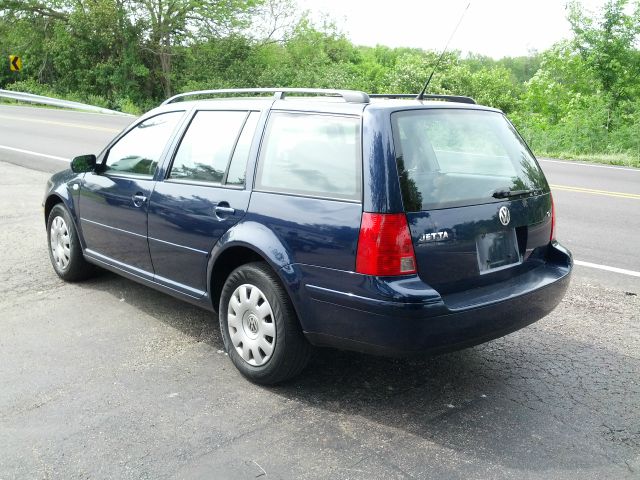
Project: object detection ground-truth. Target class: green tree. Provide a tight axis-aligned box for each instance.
[569,0,640,102]
[124,0,263,97]
[0,0,147,107]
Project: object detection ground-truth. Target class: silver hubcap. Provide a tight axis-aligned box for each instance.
[227,284,276,366]
[50,216,71,271]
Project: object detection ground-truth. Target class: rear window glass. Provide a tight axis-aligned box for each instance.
[256,112,361,201]
[391,109,548,211]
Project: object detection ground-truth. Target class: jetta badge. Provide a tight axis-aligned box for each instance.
[419,231,450,243]
[499,206,511,226]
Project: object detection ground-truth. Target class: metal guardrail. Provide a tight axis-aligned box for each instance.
[0,89,134,116]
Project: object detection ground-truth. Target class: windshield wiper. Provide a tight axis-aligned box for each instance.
[492,188,541,199]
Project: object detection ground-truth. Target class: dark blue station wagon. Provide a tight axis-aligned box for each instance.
[44,88,572,384]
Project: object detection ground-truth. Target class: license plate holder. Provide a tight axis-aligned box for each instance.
[476,229,522,274]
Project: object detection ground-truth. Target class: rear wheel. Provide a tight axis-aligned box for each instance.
[47,204,95,281]
[219,262,311,384]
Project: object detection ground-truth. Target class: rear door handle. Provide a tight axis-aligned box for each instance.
[132,193,147,207]
[214,206,235,215]
[214,203,235,217]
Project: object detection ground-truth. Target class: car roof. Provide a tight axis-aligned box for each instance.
[145,96,501,119]
[149,98,274,115]
[145,96,367,117]
[365,99,503,114]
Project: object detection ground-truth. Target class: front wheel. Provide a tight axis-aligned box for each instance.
[219,262,311,384]
[47,204,96,281]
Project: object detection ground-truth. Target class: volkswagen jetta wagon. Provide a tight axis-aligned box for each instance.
[44,88,572,384]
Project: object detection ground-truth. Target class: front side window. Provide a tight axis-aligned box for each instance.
[392,109,549,211]
[169,110,248,184]
[104,111,183,177]
[255,112,361,201]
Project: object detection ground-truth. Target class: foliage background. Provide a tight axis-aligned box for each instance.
[1,0,638,165]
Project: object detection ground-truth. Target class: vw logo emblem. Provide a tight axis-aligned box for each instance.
[499,206,511,226]
[247,314,259,334]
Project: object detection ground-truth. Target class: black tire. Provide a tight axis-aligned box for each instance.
[219,261,312,385]
[46,204,96,282]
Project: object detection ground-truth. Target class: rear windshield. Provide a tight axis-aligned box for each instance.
[391,109,548,211]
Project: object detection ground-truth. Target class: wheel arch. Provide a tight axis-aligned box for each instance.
[207,221,300,315]
[44,191,86,249]
[44,194,65,224]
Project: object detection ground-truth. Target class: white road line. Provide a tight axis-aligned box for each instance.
[0,145,68,162]
[574,260,640,278]
[539,158,640,173]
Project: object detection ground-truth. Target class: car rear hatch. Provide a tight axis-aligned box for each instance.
[391,107,554,295]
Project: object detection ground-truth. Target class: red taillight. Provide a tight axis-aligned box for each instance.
[550,193,556,242]
[355,213,417,276]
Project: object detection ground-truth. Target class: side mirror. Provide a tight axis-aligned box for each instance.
[70,154,97,173]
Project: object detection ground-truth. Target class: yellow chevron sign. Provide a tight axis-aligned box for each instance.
[9,55,22,72]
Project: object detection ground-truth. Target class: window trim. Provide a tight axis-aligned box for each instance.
[163,177,245,190]
[253,111,363,203]
[101,110,185,180]
[163,109,257,188]
[251,188,363,204]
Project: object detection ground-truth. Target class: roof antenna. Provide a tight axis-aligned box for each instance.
[417,2,471,100]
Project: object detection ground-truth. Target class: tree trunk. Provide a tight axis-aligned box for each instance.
[158,44,172,98]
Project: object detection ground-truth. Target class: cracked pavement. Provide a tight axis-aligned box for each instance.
[0,161,639,479]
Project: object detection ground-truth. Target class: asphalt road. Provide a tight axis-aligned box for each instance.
[0,105,639,479]
[538,158,640,290]
[0,105,133,172]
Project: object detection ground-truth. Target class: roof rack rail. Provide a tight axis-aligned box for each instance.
[162,88,370,105]
[369,93,476,104]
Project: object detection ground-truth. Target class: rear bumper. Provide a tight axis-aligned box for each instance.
[298,242,572,356]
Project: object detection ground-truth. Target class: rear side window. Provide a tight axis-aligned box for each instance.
[391,109,548,211]
[226,112,260,186]
[169,110,248,184]
[255,112,361,201]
